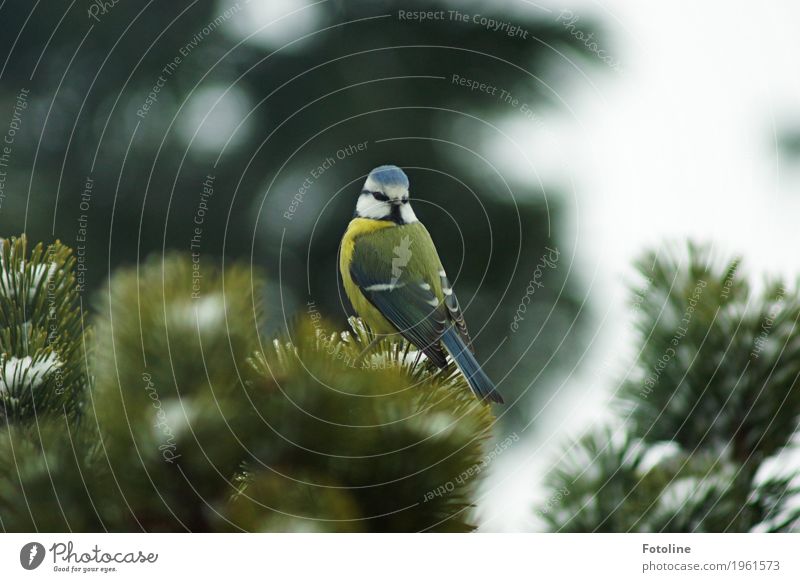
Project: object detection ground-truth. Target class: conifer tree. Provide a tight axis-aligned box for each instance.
[538,245,800,532]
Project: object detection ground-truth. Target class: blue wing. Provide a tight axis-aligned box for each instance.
[349,260,449,368]
[438,269,474,354]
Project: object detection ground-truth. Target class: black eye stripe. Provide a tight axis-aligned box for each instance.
[366,190,389,202]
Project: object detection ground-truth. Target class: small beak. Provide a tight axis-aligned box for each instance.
[392,198,407,206]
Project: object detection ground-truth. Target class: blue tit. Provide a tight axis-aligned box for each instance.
[339,165,503,404]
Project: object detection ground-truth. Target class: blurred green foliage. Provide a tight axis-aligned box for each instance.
[1,235,495,531]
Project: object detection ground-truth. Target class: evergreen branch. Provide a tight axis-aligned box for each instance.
[539,243,800,532]
[0,235,89,425]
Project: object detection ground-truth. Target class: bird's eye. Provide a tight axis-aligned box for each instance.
[372,191,390,202]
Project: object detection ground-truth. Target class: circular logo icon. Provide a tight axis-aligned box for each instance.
[20,542,46,570]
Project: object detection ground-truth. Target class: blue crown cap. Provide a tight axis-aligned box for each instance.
[368,165,409,187]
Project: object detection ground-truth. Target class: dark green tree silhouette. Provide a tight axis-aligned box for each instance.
[0,0,603,424]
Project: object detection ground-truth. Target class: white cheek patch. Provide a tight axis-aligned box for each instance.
[355,185,418,223]
[356,194,391,219]
[400,203,418,223]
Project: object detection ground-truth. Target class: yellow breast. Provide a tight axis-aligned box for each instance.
[339,218,397,336]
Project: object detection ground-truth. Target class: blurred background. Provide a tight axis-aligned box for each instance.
[0,0,799,531]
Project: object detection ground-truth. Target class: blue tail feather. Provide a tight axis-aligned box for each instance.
[440,328,503,404]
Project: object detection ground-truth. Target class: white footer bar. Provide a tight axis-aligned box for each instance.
[1,533,796,581]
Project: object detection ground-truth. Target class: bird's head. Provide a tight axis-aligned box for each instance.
[355,165,418,224]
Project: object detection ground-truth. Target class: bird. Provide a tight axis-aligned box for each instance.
[339,165,503,403]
